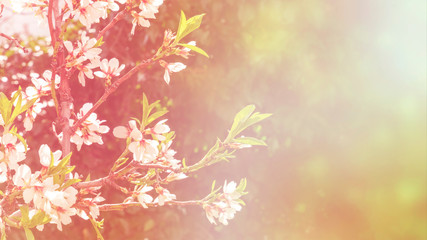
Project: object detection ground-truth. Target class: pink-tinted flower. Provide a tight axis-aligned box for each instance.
[70,103,110,151]
[159,61,186,84]
[154,186,176,206]
[94,58,125,81]
[39,144,62,167]
[113,120,139,139]
[146,119,170,141]
[139,0,163,13]
[136,185,153,208]
[0,133,26,170]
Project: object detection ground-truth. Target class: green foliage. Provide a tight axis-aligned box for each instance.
[177,43,209,58]
[175,11,205,43]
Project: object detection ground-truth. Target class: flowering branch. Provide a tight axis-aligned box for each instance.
[97,9,128,40]
[71,58,153,133]
[99,200,202,211]
[0,33,28,53]
[0,2,270,238]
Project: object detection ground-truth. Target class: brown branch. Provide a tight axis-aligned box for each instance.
[47,0,56,47]
[97,9,128,40]
[75,162,180,189]
[0,33,28,53]
[75,176,109,189]
[71,58,154,133]
[99,200,201,211]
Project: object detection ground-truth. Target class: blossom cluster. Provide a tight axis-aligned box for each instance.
[203,181,246,225]
[0,1,269,238]
[64,31,125,86]
[11,0,163,33]
[0,140,104,231]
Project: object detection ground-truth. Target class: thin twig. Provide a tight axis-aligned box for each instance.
[98,200,201,211]
[97,9,128,40]
[0,33,28,53]
[71,58,154,133]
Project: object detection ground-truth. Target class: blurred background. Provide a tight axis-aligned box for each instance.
[1,0,426,239]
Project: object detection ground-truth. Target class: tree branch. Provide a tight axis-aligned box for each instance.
[98,200,201,211]
[97,9,128,40]
[0,33,28,53]
[71,58,154,133]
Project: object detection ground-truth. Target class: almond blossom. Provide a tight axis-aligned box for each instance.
[70,103,110,151]
[66,0,107,27]
[154,186,176,206]
[25,70,60,99]
[202,180,245,225]
[113,120,139,139]
[0,133,26,170]
[64,32,102,66]
[39,144,62,167]
[94,58,125,82]
[139,0,163,13]
[136,185,154,208]
[159,60,186,84]
[130,10,155,35]
[146,119,170,141]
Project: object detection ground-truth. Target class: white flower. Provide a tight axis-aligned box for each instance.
[136,185,153,208]
[70,0,106,27]
[113,120,139,139]
[94,58,125,80]
[147,119,170,141]
[128,138,159,163]
[139,0,163,13]
[159,61,186,84]
[130,10,156,35]
[154,186,176,206]
[70,103,110,151]
[0,133,26,170]
[39,144,62,167]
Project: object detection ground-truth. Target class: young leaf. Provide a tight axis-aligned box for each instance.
[175,12,205,43]
[228,105,255,139]
[20,205,30,225]
[146,110,168,126]
[175,11,187,43]
[0,92,11,123]
[24,228,34,240]
[178,43,209,58]
[211,180,216,192]
[233,137,267,146]
[9,131,28,152]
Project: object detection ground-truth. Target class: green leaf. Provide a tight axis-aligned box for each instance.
[146,110,168,126]
[175,12,205,43]
[20,205,30,225]
[94,36,104,48]
[9,131,28,152]
[24,228,34,240]
[175,11,187,43]
[211,180,216,192]
[29,210,50,228]
[181,157,187,168]
[236,178,247,193]
[60,178,81,190]
[229,105,255,139]
[9,91,22,123]
[242,113,272,130]
[177,43,209,58]
[90,218,105,240]
[0,92,11,124]
[234,137,267,146]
